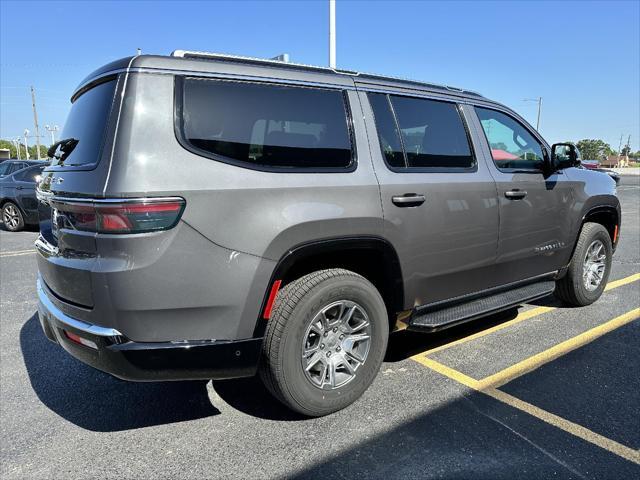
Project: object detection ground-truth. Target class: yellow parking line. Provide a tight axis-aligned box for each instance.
[411,307,640,464]
[486,387,640,465]
[421,273,640,356]
[477,308,640,388]
[0,249,35,258]
[605,273,640,291]
[413,355,640,464]
[411,354,480,389]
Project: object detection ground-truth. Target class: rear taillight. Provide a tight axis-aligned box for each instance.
[51,198,185,234]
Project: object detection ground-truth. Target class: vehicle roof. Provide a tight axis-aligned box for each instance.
[1,159,47,165]
[74,52,489,103]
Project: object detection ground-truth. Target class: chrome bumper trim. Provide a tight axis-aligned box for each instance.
[37,277,123,338]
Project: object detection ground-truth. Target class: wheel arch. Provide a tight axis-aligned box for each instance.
[581,205,620,248]
[559,204,620,280]
[253,236,404,337]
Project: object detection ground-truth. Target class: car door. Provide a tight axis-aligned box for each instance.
[13,165,44,220]
[359,90,500,307]
[472,106,575,285]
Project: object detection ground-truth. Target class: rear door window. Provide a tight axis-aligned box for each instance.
[178,78,354,170]
[367,93,405,168]
[368,93,474,170]
[50,78,117,167]
[15,165,45,182]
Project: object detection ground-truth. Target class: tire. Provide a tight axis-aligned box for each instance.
[259,269,389,417]
[555,222,612,306]
[2,202,25,232]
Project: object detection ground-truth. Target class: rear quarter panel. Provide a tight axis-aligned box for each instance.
[106,73,383,261]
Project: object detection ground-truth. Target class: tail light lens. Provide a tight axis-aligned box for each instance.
[50,198,185,234]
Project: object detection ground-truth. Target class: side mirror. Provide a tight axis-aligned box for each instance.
[551,143,580,170]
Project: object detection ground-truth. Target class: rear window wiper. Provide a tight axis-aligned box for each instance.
[47,138,79,163]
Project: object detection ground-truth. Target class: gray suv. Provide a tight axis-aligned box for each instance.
[36,51,620,416]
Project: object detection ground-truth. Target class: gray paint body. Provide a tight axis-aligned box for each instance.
[36,55,619,343]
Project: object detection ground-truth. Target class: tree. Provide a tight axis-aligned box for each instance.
[0,139,20,158]
[28,144,48,159]
[0,139,49,159]
[621,144,631,157]
[575,139,614,161]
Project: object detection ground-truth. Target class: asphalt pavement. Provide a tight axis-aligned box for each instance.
[1,176,639,479]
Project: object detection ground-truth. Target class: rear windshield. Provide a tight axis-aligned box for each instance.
[178,78,353,170]
[51,79,117,167]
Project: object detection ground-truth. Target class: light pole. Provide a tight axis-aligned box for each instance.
[23,129,30,159]
[523,97,542,131]
[45,124,59,145]
[329,0,336,68]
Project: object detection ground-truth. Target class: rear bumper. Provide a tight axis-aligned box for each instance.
[37,277,262,381]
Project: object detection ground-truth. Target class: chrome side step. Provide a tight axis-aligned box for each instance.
[409,281,556,332]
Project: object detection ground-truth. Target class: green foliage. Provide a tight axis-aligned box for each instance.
[0,138,48,159]
[575,139,615,161]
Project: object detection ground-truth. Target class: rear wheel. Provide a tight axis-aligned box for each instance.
[2,202,25,232]
[555,222,612,306]
[260,269,388,417]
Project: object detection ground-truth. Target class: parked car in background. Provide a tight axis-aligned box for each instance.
[581,159,600,170]
[1,163,47,231]
[0,160,48,178]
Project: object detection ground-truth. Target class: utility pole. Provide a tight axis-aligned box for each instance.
[625,134,631,155]
[329,0,336,68]
[45,125,59,145]
[30,86,42,160]
[523,97,542,130]
[617,134,623,154]
[23,129,30,159]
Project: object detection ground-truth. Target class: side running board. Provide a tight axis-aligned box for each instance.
[409,281,556,332]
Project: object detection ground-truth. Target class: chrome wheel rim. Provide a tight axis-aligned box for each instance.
[3,205,20,230]
[301,300,372,390]
[583,240,606,291]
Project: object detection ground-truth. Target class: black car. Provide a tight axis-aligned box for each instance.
[0,163,47,231]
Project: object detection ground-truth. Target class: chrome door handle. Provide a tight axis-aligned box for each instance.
[392,194,426,207]
[504,190,527,199]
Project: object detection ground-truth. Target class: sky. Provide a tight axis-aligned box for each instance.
[1,0,639,151]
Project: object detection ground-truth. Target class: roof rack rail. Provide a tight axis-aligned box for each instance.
[170,50,356,76]
[169,50,482,97]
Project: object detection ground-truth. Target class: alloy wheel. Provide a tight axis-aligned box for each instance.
[582,239,606,291]
[301,300,372,390]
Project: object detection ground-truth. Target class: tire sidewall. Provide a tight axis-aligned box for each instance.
[277,276,388,415]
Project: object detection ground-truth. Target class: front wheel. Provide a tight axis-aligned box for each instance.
[2,202,25,232]
[259,269,389,417]
[555,222,613,306]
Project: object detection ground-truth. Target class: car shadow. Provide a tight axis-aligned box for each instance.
[20,313,220,432]
[385,307,521,362]
[385,293,563,362]
[212,376,307,422]
[21,295,568,427]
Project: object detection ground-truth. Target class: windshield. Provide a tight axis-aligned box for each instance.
[51,78,117,167]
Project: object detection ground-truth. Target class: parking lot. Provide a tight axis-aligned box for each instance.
[1,175,638,479]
